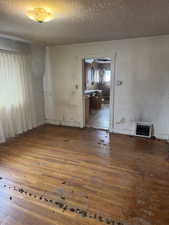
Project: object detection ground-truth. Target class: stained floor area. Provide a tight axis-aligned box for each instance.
[0,125,169,225]
[86,104,109,129]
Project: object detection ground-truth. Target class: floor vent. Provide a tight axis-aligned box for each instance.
[136,122,153,138]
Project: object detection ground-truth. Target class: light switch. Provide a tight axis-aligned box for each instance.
[116,80,123,86]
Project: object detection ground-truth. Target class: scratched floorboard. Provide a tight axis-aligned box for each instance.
[0,125,169,225]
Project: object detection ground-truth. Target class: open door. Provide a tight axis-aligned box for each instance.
[83,58,112,130]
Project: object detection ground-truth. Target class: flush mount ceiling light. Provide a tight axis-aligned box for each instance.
[27,8,53,23]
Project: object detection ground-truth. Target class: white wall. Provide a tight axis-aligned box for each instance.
[31,44,46,125]
[44,35,169,140]
[0,37,30,52]
[0,37,46,127]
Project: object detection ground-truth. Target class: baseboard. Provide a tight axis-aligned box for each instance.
[45,119,60,125]
[155,133,169,140]
[36,119,46,127]
[111,128,169,141]
[111,128,134,136]
[44,121,169,141]
[45,119,81,128]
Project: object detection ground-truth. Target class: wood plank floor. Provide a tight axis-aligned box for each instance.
[0,125,169,225]
[86,104,109,129]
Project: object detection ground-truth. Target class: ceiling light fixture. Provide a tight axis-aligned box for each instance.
[27,8,53,23]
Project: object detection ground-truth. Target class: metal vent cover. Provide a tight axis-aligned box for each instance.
[135,122,153,138]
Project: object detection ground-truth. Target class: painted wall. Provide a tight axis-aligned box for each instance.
[0,37,46,127]
[44,35,169,139]
[30,44,46,125]
[0,37,30,52]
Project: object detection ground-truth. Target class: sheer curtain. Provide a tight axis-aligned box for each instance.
[0,50,36,143]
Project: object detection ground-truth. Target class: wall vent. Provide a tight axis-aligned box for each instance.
[135,122,153,138]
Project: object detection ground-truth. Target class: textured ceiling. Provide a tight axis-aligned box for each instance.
[1,0,169,45]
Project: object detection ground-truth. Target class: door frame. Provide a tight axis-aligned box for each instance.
[79,52,117,132]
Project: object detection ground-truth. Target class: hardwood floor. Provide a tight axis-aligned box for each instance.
[0,125,169,225]
[86,104,109,130]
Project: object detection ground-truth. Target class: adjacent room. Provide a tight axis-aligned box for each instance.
[0,1,169,225]
[84,58,111,129]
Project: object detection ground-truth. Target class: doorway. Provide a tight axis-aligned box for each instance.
[83,57,112,130]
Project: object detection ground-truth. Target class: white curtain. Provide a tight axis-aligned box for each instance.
[0,50,36,143]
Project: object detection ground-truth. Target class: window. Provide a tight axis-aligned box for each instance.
[94,70,100,83]
[104,70,111,82]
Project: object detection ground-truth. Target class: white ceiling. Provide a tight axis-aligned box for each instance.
[1,0,169,45]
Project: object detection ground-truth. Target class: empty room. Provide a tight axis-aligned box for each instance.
[0,1,169,225]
